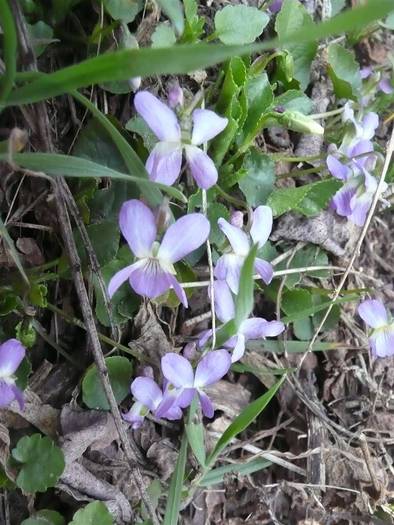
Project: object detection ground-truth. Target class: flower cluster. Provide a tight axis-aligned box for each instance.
[123,350,232,427]
[358,299,394,358]
[134,90,228,189]
[0,338,26,409]
[327,102,386,226]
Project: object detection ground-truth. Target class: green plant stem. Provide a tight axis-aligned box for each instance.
[215,184,247,208]
[0,0,17,106]
[250,51,283,76]
[46,303,148,363]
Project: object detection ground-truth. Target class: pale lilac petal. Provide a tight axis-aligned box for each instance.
[184,145,218,189]
[198,391,214,418]
[254,258,273,285]
[331,184,357,218]
[327,155,351,180]
[134,91,181,142]
[214,254,244,294]
[213,280,235,323]
[129,259,173,299]
[108,262,141,298]
[231,334,245,363]
[379,78,393,94]
[217,218,250,256]
[154,387,178,418]
[360,66,372,79]
[0,339,25,376]
[370,326,394,358]
[240,318,269,340]
[197,329,213,349]
[119,199,156,257]
[123,402,145,429]
[131,377,163,411]
[191,109,228,146]
[348,139,375,172]
[250,206,272,247]
[168,84,184,108]
[163,405,183,420]
[349,192,372,226]
[194,349,231,388]
[161,353,194,388]
[360,112,379,140]
[268,0,283,13]
[167,273,188,308]
[146,142,182,186]
[259,320,285,337]
[11,385,24,410]
[159,213,210,263]
[0,380,18,408]
[174,387,196,408]
[358,299,388,328]
[342,102,355,125]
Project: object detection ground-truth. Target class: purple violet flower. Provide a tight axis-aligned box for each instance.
[214,206,274,294]
[108,199,210,306]
[161,350,232,417]
[360,66,394,95]
[358,299,394,358]
[268,0,283,13]
[123,376,182,429]
[213,280,284,362]
[0,339,26,409]
[134,91,228,189]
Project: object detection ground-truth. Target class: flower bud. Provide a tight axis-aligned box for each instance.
[230,210,244,228]
[168,84,184,109]
[278,51,294,83]
[183,342,198,361]
[277,110,324,135]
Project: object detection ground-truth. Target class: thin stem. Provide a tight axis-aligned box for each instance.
[309,107,344,120]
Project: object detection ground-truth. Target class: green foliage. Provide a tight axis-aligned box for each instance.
[275,0,317,90]
[0,215,29,287]
[163,433,188,525]
[234,245,258,328]
[12,434,65,493]
[200,458,271,487]
[152,23,177,48]
[69,501,114,525]
[0,0,17,105]
[157,0,184,36]
[103,0,142,23]
[185,420,206,466]
[274,89,313,113]
[74,221,120,267]
[214,5,269,45]
[327,43,362,100]
[282,288,313,318]
[16,320,37,348]
[82,356,133,410]
[182,0,205,42]
[26,21,55,57]
[28,283,48,308]
[267,179,341,217]
[207,202,230,246]
[238,148,275,206]
[21,510,65,525]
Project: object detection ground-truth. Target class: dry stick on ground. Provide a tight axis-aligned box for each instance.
[297,125,394,372]
[9,3,159,523]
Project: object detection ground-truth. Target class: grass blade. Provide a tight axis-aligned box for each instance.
[0,215,30,287]
[200,458,271,487]
[163,432,188,525]
[1,153,187,203]
[234,244,258,327]
[185,421,206,467]
[207,376,285,465]
[0,0,17,106]
[6,1,394,106]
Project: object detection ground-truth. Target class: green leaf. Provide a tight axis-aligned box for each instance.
[1,152,186,203]
[332,0,346,16]
[235,244,258,328]
[26,21,55,57]
[12,434,65,493]
[182,0,205,42]
[281,288,312,317]
[207,376,284,465]
[82,356,133,410]
[281,293,359,323]
[267,179,341,217]
[238,148,275,206]
[103,0,142,22]
[69,501,114,525]
[163,433,188,525]
[275,0,317,90]
[0,0,17,106]
[200,458,271,487]
[384,11,394,29]
[0,292,18,316]
[21,510,65,525]
[214,5,269,45]
[28,283,48,307]
[152,23,177,48]
[276,246,329,289]
[185,421,206,466]
[327,43,362,100]
[0,215,30,286]
[74,221,119,267]
[207,202,229,246]
[157,0,184,36]
[241,72,274,146]
[293,317,314,340]
[274,89,313,114]
[125,116,157,151]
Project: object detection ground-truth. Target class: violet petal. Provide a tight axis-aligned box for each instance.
[134,91,181,142]
[191,109,228,146]
[358,299,388,329]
